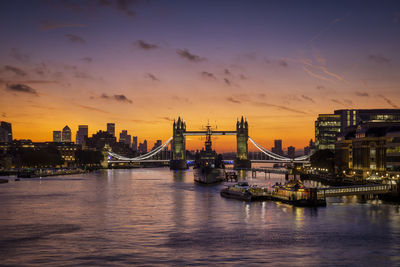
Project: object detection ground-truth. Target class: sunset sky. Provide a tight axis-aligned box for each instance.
[1,0,400,152]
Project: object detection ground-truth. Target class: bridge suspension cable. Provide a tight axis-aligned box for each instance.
[249,137,312,162]
[108,137,172,161]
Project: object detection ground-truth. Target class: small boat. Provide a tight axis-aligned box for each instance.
[271,179,326,207]
[220,182,270,201]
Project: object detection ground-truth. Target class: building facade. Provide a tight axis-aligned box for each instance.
[315,114,341,150]
[76,125,88,145]
[0,121,12,143]
[107,123,115,137]
[62,126,71,143]
[53,131,62,142]
[271,139,283,155]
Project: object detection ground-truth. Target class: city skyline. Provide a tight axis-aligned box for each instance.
[1,0,400,151]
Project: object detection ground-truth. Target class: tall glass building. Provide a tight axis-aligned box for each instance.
[315,114,341,150]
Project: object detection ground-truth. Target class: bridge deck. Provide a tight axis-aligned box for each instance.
[318,184,392,197]
[184,131,237,136]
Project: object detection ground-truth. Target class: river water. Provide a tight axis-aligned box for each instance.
[1,168,400,266]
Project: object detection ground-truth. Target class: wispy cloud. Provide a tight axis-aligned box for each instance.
[9,48,30,62]
[65,34,85,44]
[355,91,369,97]
[144,73,159,81]
[301,95,315,103]
[97,0,138,17]
[6,83,38,95]
[303,66,329,81]
[73,104,109,114]
[224,78,231,86]
[135,40,158,50]
[40,20,86,30]
[316,85,326,90]
[226,97,241,104]
[176,49,205,62]
[101,93,133,104]
[367,54,390,64]
[378,95,398,108]
[309,14,348,43]
[278,59,288,67]
[81,57,93,63]
[201,71,216,80]
[3,65,27,76]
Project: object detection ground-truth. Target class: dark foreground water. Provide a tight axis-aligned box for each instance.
[1,168,400,266]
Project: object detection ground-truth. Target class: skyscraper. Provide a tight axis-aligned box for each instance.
[132,136,138,151]
[287,146,296,158]
[271,139,283,155]
[107,123,115,137]
[53,131,62,142]
[62,125,71,143]
[0,121,12,143]
[315,114,341,150]
[119,130,131,146]
[76,125,88,145]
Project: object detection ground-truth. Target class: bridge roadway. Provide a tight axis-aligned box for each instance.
[184,131,237,136]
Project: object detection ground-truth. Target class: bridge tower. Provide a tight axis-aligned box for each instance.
[234,116,251,169]
[170,117,188,170]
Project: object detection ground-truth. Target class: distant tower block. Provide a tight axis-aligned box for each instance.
[170,116,188,170]
[234,116,251,169]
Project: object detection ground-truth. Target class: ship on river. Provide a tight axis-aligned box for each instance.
[193,123,225,184]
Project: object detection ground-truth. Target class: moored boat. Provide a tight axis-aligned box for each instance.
[271,179,326,207]
[220,181,270,201]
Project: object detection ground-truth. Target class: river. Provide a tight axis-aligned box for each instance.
[1,168,400,266]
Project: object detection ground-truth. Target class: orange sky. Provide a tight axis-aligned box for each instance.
[1,1,399,152]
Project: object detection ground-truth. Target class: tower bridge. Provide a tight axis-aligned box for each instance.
[107,116,313,169]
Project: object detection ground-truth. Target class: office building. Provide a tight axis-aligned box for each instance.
[119,130,131,146]
[53,131,62,142]
[62,125,71,143]
[271,139,283,155]
[138,140,147,153]
[315,114,341,150]
[0,121,12,143]
[316,109,400,150]
[287,146,296,158]
[76,125,88,145]
[107,123,115,137]
[132,136,138,151]
[335,122,400,178]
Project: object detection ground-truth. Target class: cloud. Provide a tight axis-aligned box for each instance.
[250,100,308,114]
[65,34,85,44]
[73,104,109,114]
[239,74,247,80]
[378,95,398,108]
[278,59,288,67]
[135,40,158,50]
[303,66,329,81]
[226,97,241,104]
[355,91,369,97]
[176,49,205,62]
[224,78,231,86]
[367,54,390,64]
[201,71,216,80]
[81,57,93,63]
[160,116,174,122]
[301,95,315,103]
[9,48,30,62]
[309,14,348,43]
[97,0,137,17]
[224,69,231,75]
[144,73,159,81]
[40,20,86,30]
[331,98,352,107]
[316,85,325,90]
[2,113,6,118]
[3,65,27,76]
[6,83,38,95]
[101,93,133,103]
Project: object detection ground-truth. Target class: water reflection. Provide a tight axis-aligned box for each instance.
[0,168,399,266]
